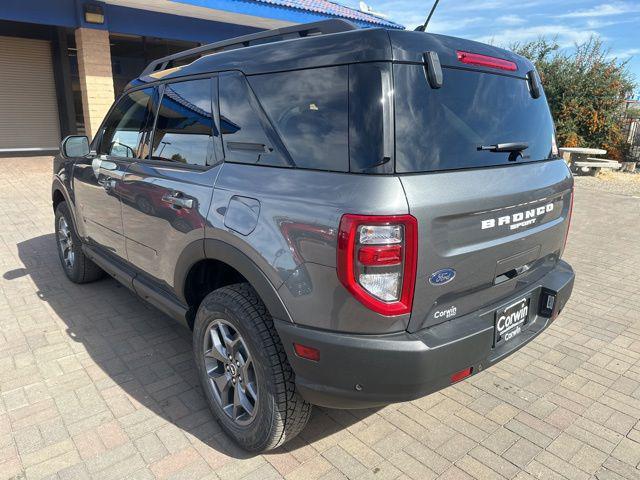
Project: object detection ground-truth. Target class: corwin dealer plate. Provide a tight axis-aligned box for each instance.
[495,297,530,345]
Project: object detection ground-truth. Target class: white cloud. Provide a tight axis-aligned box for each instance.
[558,1,640,18]
[446,0,547,12]
[475,24,601,48]
[608,48,640,60]
[446,0,510,11]
[427,16,487,33]
[584,16,640,28]
[497,14,526,26]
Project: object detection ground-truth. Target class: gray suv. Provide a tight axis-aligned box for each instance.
[52,20,575,452]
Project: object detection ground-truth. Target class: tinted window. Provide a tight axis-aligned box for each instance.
[98,88,155,158]
[249,66,349,172]
[219,72,289,167]
[395,65,555,173]
[150,79,215,166]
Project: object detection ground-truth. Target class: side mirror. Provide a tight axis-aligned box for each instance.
[61,135,90,158]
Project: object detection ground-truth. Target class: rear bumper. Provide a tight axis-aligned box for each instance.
[275,260,574,409]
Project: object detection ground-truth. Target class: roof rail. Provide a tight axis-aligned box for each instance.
[140,19,358,76]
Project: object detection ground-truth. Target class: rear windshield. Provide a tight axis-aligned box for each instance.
[394,65,554,173]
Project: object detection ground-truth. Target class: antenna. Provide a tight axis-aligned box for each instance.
[415,0,441,32]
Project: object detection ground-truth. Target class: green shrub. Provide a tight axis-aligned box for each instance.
[511,37,637,160]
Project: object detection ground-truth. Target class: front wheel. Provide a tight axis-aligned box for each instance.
[193,283,311,452]
[54,202,104,284]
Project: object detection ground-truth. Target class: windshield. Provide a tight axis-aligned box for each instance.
[394,65,555,173]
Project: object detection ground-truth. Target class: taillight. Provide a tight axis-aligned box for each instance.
[563,189,574,253]
[456,51,517,71]
[337,214,418,316]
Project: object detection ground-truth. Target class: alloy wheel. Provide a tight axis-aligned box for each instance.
[57,216,75,270]
[203,319,258,425]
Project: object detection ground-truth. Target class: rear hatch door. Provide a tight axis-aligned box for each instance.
[391,34,573,332]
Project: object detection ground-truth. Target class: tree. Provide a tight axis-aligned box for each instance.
[510,37,637,160]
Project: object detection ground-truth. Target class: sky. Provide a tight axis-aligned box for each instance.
[345,0,640,97]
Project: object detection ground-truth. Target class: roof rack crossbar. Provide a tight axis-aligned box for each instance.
[140,19,357,76]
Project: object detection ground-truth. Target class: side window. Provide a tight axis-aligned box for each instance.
[98,88,155,158]
[150,79,216,166]
[218,72,290,167]
[248,66,349,172]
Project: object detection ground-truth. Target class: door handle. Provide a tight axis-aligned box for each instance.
[99,177,117,190]
[162,192,194,209]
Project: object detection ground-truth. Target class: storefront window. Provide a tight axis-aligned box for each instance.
[110,35,199,96]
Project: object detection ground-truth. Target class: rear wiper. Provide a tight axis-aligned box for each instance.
[478,142,529,153]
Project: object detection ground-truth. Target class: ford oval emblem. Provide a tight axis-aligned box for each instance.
[429,268,456,286]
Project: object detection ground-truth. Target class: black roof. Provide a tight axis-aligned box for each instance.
[128,20,534,91]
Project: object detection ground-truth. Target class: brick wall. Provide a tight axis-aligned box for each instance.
[75,28,115,139]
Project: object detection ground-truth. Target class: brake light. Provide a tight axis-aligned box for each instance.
[456,51,517,71]
[563,190,574,253]
[358,245,402,266]
[337,214,418,316]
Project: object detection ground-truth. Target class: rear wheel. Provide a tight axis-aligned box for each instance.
[55,202,104,283]
[193,283,311,452]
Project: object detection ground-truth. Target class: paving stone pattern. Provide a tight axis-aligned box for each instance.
[0,157,638,479]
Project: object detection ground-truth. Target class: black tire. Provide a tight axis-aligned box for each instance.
[193,283,311,452]
[54,202,105,284]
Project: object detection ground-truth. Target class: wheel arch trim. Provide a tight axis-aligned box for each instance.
[175,239,293,324]
[51,177,70,208]
[52,178,83,236]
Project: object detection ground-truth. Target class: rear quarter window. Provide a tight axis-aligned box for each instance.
[219,72,291,167]
[394,65,555,173]
[248,66,349,172]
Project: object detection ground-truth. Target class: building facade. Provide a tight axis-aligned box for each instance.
[0,0,402,153]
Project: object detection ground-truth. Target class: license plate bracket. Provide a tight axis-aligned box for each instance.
[494,297,530,346]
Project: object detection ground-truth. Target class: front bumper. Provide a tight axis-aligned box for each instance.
[275,260,574,409]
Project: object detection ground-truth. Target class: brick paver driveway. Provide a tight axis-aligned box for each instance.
[0,156,639,480]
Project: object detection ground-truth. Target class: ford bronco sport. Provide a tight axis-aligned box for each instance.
[52,20,575,452]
